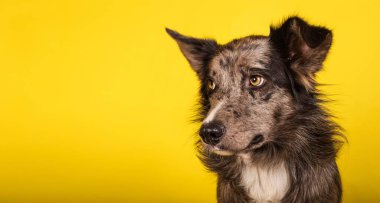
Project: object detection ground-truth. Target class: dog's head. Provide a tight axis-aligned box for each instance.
[167,17,332,156]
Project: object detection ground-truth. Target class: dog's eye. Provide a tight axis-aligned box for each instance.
[249,75,265,87]
[208,80,216,90]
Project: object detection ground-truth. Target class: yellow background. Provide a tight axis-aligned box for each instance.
[0,0,379,202]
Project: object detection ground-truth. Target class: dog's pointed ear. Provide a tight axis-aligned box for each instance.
[166,28,218,75]
[270,17,332,91]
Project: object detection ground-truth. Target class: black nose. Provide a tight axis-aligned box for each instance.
[199,121,225,145]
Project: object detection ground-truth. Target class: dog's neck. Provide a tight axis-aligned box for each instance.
[239,154,289,203]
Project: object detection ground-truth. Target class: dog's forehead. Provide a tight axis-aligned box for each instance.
[210,37,271,73]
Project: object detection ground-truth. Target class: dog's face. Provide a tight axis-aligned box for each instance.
[197,37,295,154]
[167,17,332,156]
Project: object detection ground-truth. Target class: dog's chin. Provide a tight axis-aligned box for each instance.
[202,144,254,157]
[202,134,266,156]
[210,147,235,156]
[202,143,235,156]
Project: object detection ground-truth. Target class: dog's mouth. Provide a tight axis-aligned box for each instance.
[205,145,235,156]
[202,134,265,156]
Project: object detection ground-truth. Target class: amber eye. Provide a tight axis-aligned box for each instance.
[208,80,216,90]
[249,75,265,87]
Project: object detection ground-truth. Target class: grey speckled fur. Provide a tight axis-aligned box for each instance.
[166,16,344,203]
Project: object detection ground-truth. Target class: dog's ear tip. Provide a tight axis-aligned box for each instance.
[165,27,180,39]
[165,27,173,33]
[269,16,304,32]
[287,16,304,22]
[284,16,310,25]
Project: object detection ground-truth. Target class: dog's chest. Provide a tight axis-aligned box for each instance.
[240,162,289,203]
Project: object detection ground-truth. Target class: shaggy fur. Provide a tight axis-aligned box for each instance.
[166,16,344,203]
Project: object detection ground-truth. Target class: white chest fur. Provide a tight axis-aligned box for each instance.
[240,159,289,203]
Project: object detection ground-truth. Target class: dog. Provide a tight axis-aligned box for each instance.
[166,16,344,203]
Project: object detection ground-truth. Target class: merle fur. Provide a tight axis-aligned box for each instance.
[166,16,344,203]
